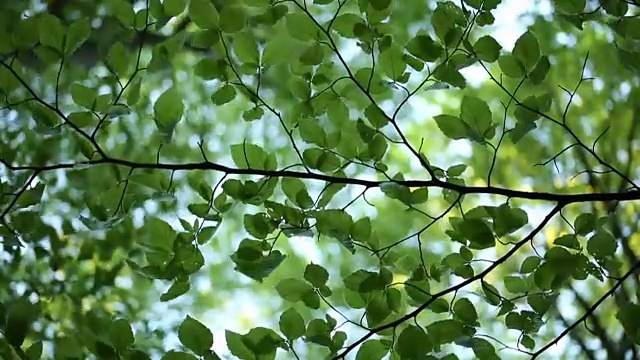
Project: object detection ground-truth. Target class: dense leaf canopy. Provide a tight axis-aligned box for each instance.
[1,0,640,359]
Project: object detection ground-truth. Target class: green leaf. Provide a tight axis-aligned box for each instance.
[364,104,389,128]
[161,351,198,360]
[356,340,389,360]
[587,230,617,260]
[219,6,246,33]
[395,325,432,357]
[513,31,540,70]
[453,298,478,324]
[528,55,550,84]
[279,308,305,340]
[552,0,586,14]
[276,278,313,302]
[233,32,260,64]
[351,217,372,242]
[498,55,526,78]
[25,341,43,360]
[378,44,406,80]
[304,263,329,287]
[164,0,186,16]
[405,34,443,62]
[189,0,219,28]
[225,330,253,359]
[109,319,134,350]
[65,17,91,55]
[153,86,184,136]
[231,247,286,282]
[554,234,581,250]
[39,14,65,51]
[71,83,98,109]
[447,164,467,177]
[433,62,466,88]
[574,213,596,235]
[460,95,494,142]
[426,319,464,345]
[178,316,213,355]
[434,114,469,140]
[380,182,412,205]
[520,256,541,273]
[211,84,237,105]
[473,35,502,62]
[504,275,527,294]
[286,12,318,41]
[299,43,325,65]
[298,117,327,146]
[160,279,190,301]
[460,218,495,249]
[230,143,277,170]
[470,337,499,359]
[482,282,501,306]
[332,13,364,38]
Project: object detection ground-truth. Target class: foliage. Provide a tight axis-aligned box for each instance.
[1,0,640,359]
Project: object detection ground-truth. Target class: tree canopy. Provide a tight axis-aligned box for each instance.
[1,0,640,359]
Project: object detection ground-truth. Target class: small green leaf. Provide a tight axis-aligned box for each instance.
[298,117,326,146]
[552,0,586,14]
[482,282,501,305]
[504,275,527,294]
[65,17,91,55]
[395,325,432,357]
[460,95,494,142]
[279,308,305,340]
[299,43,325,65]
[460,218,495,249]
[286,12,318,41]
[470,337,499,359]
[512,31,540,70]
[109,319,134,351]
[160,279,190,301]
[528,55,550,84]
[426,319,464,345]
[574,213,596,235]
[380,182,412,205]
[189,0,219,28]
[356,340,389,360]
[225,331,253,359]
[498,55,526,78]
[161,351,198,360]
[587,230,617,259]
[178,316,213,355]
[304,263,329,287]
[71,83,97,109]
[39,14,65,51]
[405,34,443,62]
[230,143,277,170]
[453,298,478,324]
[554,234,581,250]
[447,164,467,177]
[520,256,541,273]
[473,35,502,62]
[233,32,260,64]
[434,114,469,140]
[219,6,246,33]
[164,0,186,16]
[211,84,237,105]
[153,86,184,136]
[364,104,389,128]
[276,278,313,302]
[331,13,364,38]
